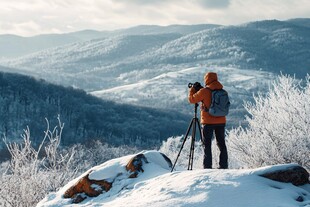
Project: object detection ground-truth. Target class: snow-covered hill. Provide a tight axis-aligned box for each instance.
[0,30,105,59]
[37,151,310,207]
[0,24,216,59]
[1,19,309,91]
[0,19,309,127]
[91,66,274,127]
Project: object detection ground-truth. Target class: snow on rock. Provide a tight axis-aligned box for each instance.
[37,152,310,207]
[38,150,172,205]
[257,164,309,186]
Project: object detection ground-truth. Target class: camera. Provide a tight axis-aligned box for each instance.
[188,82,203,91]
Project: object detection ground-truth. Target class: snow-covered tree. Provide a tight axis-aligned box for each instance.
[160,136,212,170]
[228,75,310,170]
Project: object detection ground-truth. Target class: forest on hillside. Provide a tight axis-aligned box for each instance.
[0,72,189,159]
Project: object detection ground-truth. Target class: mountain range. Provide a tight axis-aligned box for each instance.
[0,18,309,151]
[1,19,309,90]
[0,24,218,59]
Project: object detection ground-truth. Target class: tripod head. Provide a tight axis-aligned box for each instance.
[194,103,199,118]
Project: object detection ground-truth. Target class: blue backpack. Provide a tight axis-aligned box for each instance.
[204,88,230,117]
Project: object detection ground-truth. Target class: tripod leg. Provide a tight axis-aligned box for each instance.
[171,118,194,172]
[197,118,203,143]
[188,118,197,170]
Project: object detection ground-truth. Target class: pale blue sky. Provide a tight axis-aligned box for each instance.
[0,0,309,36]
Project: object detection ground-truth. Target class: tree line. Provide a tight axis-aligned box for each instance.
[0,72,189,160]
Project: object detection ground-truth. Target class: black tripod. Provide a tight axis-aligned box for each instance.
[171,103,203,172]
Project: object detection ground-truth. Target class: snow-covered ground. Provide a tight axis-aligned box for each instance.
[37,151,310,207]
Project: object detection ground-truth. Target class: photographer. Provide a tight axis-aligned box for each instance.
[188,72,228,169]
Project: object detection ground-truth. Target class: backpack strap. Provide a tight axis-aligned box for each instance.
[201,87,212,112]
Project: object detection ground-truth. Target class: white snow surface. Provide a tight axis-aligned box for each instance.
[37,151,310,207]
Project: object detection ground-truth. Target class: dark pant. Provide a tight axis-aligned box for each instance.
[201,124,228,169]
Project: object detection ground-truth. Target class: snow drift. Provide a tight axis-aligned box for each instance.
[37,151,310,207]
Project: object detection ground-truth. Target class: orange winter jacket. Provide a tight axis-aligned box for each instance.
[188,72,226,125]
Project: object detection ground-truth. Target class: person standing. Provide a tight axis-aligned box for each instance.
[188,72,228,169]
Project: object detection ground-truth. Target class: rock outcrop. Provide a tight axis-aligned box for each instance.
[63,174,112,203]
[126,153,149,178]
[260,165,309,186]
[61,152,308,205]
[63,151,172,203]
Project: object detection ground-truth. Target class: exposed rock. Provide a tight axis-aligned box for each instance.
[160,152,172,168]
[260,165,309,186]
[72,194,87,204]
[296,196,304,202]
[126,153,148,178]
[63,174,112,199]
[62,152,168,203]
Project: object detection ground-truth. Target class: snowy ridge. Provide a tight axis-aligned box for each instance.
[91,66,274,127]
[37,151,310,207]
[0,19,309,127]
[1,19,309,92]
[0,19,309,131]
[91,66,272,103]
[0,24,217,59]
[0,19,308,129]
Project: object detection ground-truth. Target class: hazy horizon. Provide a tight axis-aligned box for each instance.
[1,17,310,38]
[1,0,310,37]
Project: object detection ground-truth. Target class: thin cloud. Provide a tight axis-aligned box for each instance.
[0,0,309,36]
[197,0,230,9]
[124,0,168,5]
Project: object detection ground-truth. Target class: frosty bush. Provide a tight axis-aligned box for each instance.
[0,117,77,207]
[0,117,141,207]
[228,75,310,169]
[69,140,140,173]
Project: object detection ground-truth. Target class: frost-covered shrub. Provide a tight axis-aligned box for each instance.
[0,117,141,207]
[0,118,77,207]
[228,75,310,169]
[160,136,211,170]
[68,140,140,173]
